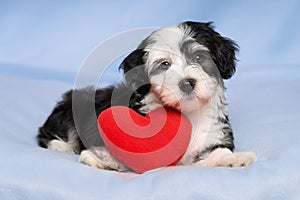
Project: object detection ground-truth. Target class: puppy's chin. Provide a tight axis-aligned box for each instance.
[179,98,210,112]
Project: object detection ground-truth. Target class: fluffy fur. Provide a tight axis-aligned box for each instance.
[37,21,256,171]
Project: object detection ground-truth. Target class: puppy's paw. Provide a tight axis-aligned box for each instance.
[48,139,75,154]
[79,150,107,169]
[219,152,257,167]
[79,148,128,172]
[194,148,257,168]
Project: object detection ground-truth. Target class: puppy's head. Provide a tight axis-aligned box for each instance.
[120,21,238,111]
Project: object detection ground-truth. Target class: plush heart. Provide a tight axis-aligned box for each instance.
[98,106,192,173]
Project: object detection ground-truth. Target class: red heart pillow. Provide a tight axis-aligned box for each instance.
[98,106,192,173]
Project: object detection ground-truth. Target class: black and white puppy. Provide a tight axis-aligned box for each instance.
[37,21,256,171]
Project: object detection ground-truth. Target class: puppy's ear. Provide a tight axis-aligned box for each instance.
[185,21,239,79]
[119,49,149,88]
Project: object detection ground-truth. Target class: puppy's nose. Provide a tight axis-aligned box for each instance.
[179,78,196,93]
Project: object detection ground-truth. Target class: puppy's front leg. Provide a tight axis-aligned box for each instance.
[195,148,256,168]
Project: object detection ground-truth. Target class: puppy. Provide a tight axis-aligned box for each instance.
[37,21,256,171]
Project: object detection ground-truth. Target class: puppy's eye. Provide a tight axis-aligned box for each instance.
[160,61,171,70]
[193,53,203,62]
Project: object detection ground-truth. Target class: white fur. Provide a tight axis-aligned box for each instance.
[195,148,257,167]
[79,147,128,171]
[48,131,79,154]
[48,139,75,153]
[145,24,208,58]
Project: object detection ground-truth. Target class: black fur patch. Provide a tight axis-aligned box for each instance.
[184,21,239,79]
[37,47,151,153]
